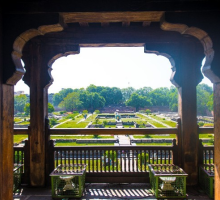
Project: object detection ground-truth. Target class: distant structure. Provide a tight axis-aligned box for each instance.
[115,109,121,121]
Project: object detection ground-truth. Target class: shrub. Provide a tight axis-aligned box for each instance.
[198,122,204,127]
[103,120,108,127]
[49,118,58,127]
[145,109,151,115]
[94,110,100,114]
[65,114,76,119]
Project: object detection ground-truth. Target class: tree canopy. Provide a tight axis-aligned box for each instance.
[15,83,213,115]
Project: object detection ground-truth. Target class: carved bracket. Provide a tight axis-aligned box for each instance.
[160,13,219,84]
[8,24,63,85]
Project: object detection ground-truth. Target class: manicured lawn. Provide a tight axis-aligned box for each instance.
[136,143,172,146]
[55,142,115,146]
[50,135,114,139]
[57,118,69,123]
[137,114,166,128]
[14,135,28,143]
[133,134,176,139]
[55,115,86,128]
[199,133,214,139]
[14,117,23,123]
[123,125,135,128]
[18,121,30,125]
[147,115,177,127]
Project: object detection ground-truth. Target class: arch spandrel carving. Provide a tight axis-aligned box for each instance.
[144,47,178,88]
[8,23,63,86]
[160,13,218,84]
[46,45,80,89]
[22,42,80,89]
[8,11,218,86]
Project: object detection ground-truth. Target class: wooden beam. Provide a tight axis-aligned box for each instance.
[27,41,49,186]
[79,22,89,27]
[142,21,151,26]
[14,128,29,135]
[177,39,204,185]
[42,26,184,47]
[101,22,109,27]
[60,11,164,24]
[122,21,130,27]
[214,83,220,200]
[0,85,14,200]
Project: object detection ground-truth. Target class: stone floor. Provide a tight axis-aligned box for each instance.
[13,183,212,200]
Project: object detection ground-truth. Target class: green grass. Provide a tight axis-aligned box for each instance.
[147,115,177,127]
[55,142,114,146]
[18,121,30,125]
[55,115,86,128]
[57,118,69,123]
[136,142,172,146]
[199,133,214,139]
[14,135,28,143]
[105,125,116,128]
[137,114,166,128]
[133,134,176,139]
[50,135,114,139]
[123,125,135,128]
[14,117,23,123]
[203,123,214,127]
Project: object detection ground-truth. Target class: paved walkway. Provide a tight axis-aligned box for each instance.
[117,135,131,146]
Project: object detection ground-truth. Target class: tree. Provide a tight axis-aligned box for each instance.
[136,87,153,96]
[14,94,28,113]
[148,87,169,106]
[207,93,213,112]
[167,86,178,112]
[126,93,151,111]
[90,92,106,111]
[146,109,151,115]
[86,84,98,93]
[59,88,74,98]
[58,92,83,112]
[197,83,213,115]
[52,93,63,106]
[48,103,55,113]
[24,103,30,115]
[100,87,122,105]
[52,88,74,107]
[121,87,136,102]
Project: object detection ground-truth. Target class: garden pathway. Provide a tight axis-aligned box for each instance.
[118,135,131,146]
[141,114,171,128]
[52,119,72,128]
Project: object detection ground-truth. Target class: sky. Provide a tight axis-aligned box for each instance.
[15,47,212,94]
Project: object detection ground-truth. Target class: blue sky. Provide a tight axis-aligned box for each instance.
[15,47,212,94]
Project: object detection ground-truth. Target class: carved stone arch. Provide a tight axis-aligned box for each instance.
[47,45,81,89]
[160,13,219,84]
[8,24,63,85]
